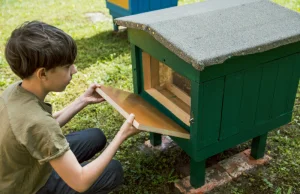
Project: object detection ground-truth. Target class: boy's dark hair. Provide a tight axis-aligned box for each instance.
[5,21,77,79]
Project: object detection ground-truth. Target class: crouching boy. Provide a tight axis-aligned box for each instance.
[0,21,140,194]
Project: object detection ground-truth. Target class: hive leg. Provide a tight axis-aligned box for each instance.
[190,158,206,188]
[113,23,119,32]
[251,133,268,159]
[111,16,118,31]
[150,133,162,146]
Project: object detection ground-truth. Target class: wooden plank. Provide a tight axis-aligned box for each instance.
[270,54,300,115]
[146,88,190,126]
[239,66,262,131]
[165,83,191,106]
[286,55,300,111]
[220,72,243,140]
[255,62,279,125]
[142,52,151,90]
[197,78,224,147]
[271,58,293,118]
[142,52,160,90]
[158,88,191,114]
[96,86,190,139]
[150,56,160,87]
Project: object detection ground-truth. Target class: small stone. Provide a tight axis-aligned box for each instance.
[85,12,110,23]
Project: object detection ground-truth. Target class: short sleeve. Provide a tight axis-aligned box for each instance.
[17,116,70,164]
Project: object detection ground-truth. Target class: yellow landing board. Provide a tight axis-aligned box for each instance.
[108,0,129,10]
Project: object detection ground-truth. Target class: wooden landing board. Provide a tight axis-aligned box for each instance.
[96,86,190,139]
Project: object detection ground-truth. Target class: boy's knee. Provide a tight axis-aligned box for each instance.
[86,128,107,148]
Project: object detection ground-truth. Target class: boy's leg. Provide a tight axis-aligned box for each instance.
[66,128,107,163]
[37,160,123,194]
[37,128,124,194]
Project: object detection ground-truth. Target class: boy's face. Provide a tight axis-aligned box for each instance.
[44,64,77,92]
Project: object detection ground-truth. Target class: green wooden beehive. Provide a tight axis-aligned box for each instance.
[115,0,300,188]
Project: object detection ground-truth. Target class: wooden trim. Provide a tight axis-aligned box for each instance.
[107,0,129,10]
[165,83,191,106]
[96,88,140,128]
[142,52,151,90]
[142,52,159,89]
[146,88,190,126]
[150,55,160,87]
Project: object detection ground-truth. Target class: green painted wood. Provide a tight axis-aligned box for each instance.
[219,55,299,141]
[190,158,205,188]
[238,66,262,132]
[286,54,300,111]
[131,44,142,94]
[193,112,292,161]
[150,133,162,146]
[219,72,244,139]
[199,42,300,82]
[128,28,300,188]
[255,62,279,125]
[271,55,297,118]
[197,78,224,148]
[190,81,202,151]
[251,133,268,159]
[128,28,200,83]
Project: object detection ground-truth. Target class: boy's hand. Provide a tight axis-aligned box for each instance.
[118,114,140,140]
[80,83,105,106]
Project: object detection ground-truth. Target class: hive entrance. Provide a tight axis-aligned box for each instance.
[142,52,191,126]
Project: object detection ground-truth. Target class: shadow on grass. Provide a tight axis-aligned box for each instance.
[74,29,130,69]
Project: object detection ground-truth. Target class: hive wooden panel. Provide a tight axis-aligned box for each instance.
[96,86,190,139]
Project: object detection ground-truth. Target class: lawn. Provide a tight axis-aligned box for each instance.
[0,0,299,193]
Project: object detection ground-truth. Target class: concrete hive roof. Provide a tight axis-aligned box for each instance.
[115,0,300,71]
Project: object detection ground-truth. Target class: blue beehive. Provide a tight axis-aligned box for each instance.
[106,0,178,31]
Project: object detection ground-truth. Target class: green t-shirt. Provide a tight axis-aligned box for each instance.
[0,82,70,194]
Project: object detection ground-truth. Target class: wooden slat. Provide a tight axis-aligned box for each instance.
[165,83,191,106]
[197,78,224,146]
[255,62,278,125]
[146,88,190,126]
[142,52,160,89]
[239,66,262,132]
[150,56,160,87]
[96,86,190,139]
[220,73,243,139]
[142,52,151,90]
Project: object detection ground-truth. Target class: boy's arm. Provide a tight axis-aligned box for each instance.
[50,114,139,192]
[52,98,87,127]
[53,84,104,127]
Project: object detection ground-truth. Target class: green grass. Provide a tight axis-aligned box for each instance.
[0,0,299,193]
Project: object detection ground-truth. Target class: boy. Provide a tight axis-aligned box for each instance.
[0,21,140,194]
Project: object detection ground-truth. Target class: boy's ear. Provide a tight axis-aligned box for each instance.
[36,68,47,80]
